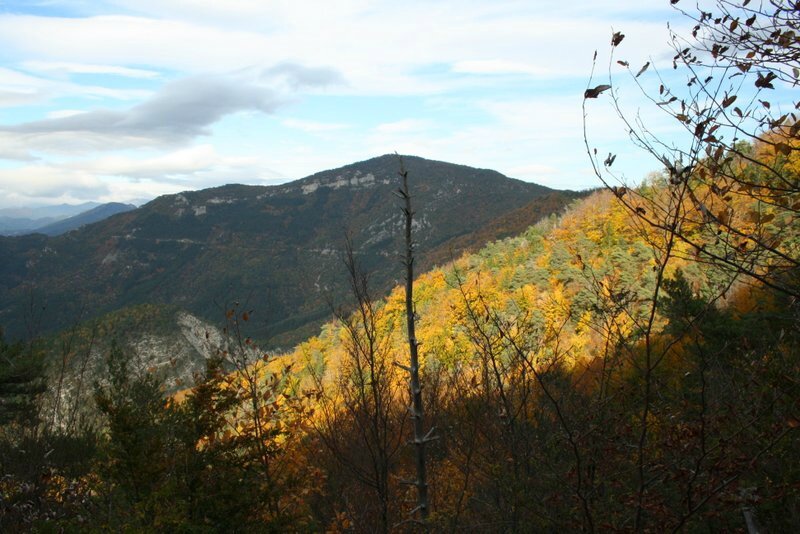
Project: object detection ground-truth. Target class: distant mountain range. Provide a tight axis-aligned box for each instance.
[0,154,584,348]
[0,202,136,236]
[34,203,137,236]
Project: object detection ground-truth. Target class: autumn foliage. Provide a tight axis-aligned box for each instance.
[2,1,799,530]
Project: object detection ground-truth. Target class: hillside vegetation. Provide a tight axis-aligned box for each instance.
[2,144,797,530]
[1,1,799,529]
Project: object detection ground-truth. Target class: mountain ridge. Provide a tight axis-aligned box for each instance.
[0,154,582,347]
[0,202,104,236]
[34,202,137,236]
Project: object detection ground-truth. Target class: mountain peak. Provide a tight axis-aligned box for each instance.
[0,155,576,347]
[286,154,551,197]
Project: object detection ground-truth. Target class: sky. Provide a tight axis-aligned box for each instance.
[0,0,690,208]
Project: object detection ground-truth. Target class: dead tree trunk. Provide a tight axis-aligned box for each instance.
[396,158,432,522]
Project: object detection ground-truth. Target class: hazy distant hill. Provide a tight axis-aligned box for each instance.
[0,202,101,236]
[0,202,101,220]
[35,202,136,236]
[0,154,582,347]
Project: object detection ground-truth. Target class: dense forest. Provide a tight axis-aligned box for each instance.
[1,0,799,531]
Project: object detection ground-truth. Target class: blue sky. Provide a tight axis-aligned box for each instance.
[0,0,688,207]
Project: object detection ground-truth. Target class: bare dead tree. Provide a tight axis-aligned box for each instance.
[395,156,434,523]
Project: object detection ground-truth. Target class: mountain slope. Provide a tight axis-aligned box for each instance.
[279,187,798,531]
[0,154,580,347]
[0,202,102,236]
[35,202,137,236]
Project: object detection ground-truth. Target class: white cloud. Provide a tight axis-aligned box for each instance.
[0,65,152,109]
[0,6,677,95]
[0,1,693,204]
[281,118,350,133]
[451,60,549,76]
[0,144,285,207]
[0,66,341,153]
[75,144,263,181]
[0,67,51,106]
[374,119,433,134]
[352,89,687,191]
[46,109,85,119]
[0,131,169,161]
[0,165,108,198]
[0,15,267,73]
[507,163,562,178]
[22,61,161,79]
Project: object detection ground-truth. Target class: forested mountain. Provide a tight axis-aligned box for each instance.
[6,157,796,530]
[1,1,798,531]
[280,184,799,530]
[0,155,579,348]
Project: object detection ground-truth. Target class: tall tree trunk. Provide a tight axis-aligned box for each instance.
[397,158,431,522]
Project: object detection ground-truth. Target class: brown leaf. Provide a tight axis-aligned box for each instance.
[611,31,625,46]
[636,61,650,77]
[694,122,706,138]
[755,72,777,89]
[722,95,737,108]
[775,142,792,156]
[771,114,788,128]
[584,84,612,98]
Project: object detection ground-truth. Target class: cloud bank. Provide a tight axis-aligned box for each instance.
[1,64,342,144]
[0,1,686,207]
